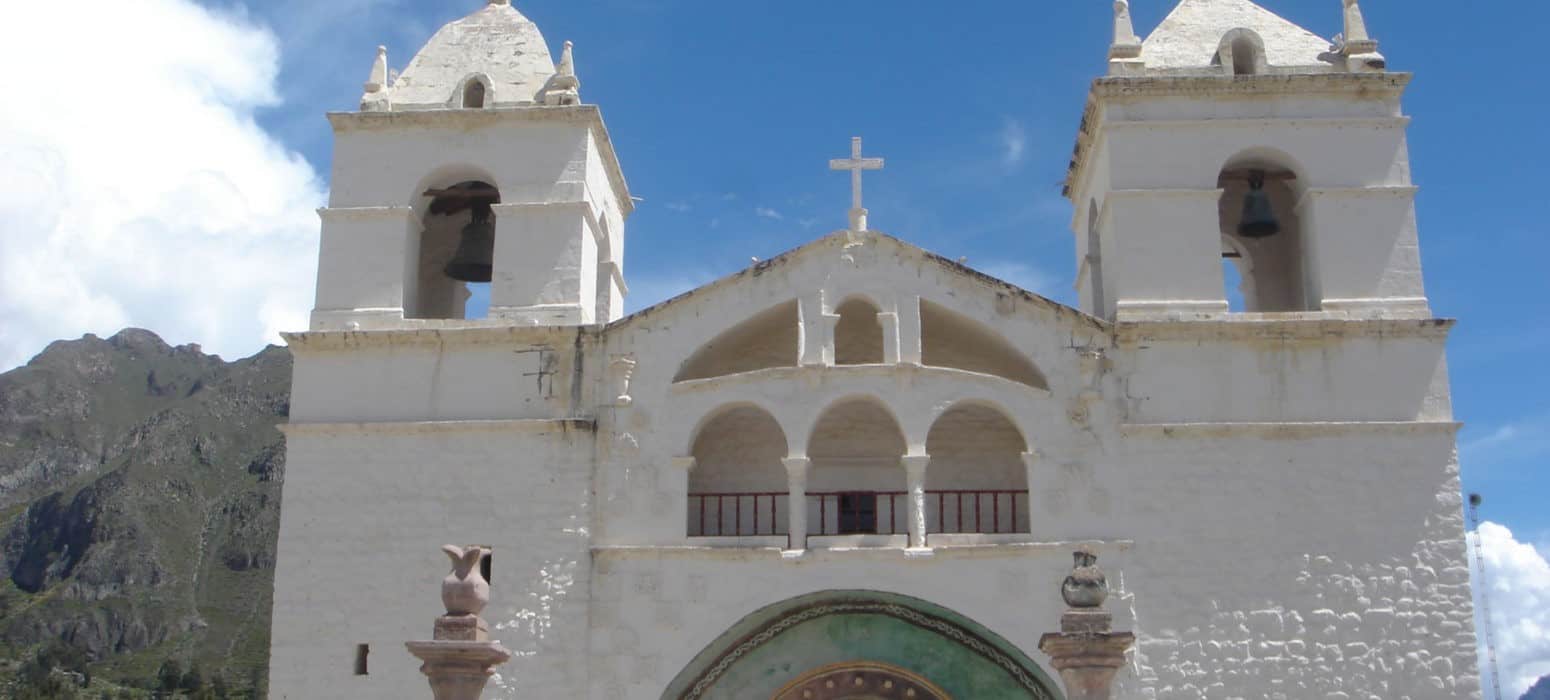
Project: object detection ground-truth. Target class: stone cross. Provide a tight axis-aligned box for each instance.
[829,137,884,233]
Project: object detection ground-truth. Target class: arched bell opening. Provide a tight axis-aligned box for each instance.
[833,296,884,366]
[409,179,501,320]
[1216,150,1312,312]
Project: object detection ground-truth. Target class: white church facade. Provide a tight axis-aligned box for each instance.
[269,0,1482,697]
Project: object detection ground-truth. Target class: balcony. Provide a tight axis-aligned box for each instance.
[688,489,1031,549]
[684,396,1036,551]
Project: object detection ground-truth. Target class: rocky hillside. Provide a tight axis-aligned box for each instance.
[1525,675,1550,700]
[0,330,289,697]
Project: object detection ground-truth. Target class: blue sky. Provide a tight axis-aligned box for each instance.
[0,0,1544,692]
[242,0,1546,549]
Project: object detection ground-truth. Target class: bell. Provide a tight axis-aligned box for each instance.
[1237,170,1281,238]
[444,216,494,282]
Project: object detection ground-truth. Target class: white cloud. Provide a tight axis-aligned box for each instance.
[755,207,784,221]
[664,201,692,213]
[1472,521,1550,698]
[0,0,324,369]
[1000,118,1027,167]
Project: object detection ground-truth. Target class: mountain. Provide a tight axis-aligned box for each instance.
[0,329,289,697]
[1525,675,1550,700]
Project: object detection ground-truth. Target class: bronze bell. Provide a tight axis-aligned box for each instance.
[1237,170,1281,238]
[444,206,494,282]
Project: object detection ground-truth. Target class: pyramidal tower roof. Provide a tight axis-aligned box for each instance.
[388,0,557,110]
[1139,0,1335,73]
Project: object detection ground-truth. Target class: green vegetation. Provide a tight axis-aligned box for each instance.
[0,330,290,698]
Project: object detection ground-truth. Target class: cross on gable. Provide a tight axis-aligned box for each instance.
[830,137,884,232]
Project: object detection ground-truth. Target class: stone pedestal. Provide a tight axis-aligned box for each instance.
[1038,548,1136,700]
[405,545,513,700]
[405,640,513,700]
[1038,610,1135,700]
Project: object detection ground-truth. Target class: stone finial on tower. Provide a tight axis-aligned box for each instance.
[1107,1,1144,75]
[1336,0,1386,73]
[361,46,392,112]
[406,545,512,700]
[544,41,582,106]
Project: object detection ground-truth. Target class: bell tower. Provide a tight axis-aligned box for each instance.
[1067,0,1427,320]
[312,0,631,329]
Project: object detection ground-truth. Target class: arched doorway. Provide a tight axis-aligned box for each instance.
[662,591,1061,700]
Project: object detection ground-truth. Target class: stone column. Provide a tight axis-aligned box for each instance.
[406,545,513,700]
[1038,548,1135,700]
[783,457,811,551]
[901,455,931,550]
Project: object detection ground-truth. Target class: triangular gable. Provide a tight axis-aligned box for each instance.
[1141,0,1333,71]
[609,231,1104,333]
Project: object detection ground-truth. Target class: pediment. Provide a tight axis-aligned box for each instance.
[608,231,1107,395]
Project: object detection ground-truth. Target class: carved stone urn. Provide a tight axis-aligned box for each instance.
[1061,547,1108,609]
[408,545,511,700]
[441,545,489,617]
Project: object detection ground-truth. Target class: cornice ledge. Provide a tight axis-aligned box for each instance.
[284,325,588,352]
[281,418,597,437]
[1115,316,1453,344]
[1104,116,1409,131]
[317,206,416,222]
[591,538,1135,561]
[668,363,1054,398]
[327,104,633,216]
[1120,421,1461,440]
[1092,72,1411,98]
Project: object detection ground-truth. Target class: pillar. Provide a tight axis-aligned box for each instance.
[783,457,811,551]
[901,455,930,550]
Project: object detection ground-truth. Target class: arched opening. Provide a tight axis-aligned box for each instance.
[833,296,884,365]
[807,398,906,536]
[462,79,486,109]
[661,590,1064,700]
[688,405,790,538]
[674,301,800,382]
[925,402,1030,534]
[1217,150,1311,312]
[1218,29,1267,76]
[409,179,500,320]
[920,300,1048,389]
[1232,37,1259,75]
[1086,199,1106,317]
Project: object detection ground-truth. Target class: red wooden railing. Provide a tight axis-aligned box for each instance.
[687,492,788,538]
[689,490,1029,539]
[926,490,1027,535]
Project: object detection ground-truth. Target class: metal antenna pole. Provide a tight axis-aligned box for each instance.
[1469,493,1503,700]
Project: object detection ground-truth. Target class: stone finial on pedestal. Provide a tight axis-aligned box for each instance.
[361,46,392,112]
[1336,0,1385,72]
[1039,547,1135,700]
[543,41,582,106]
[406,545,513,700]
